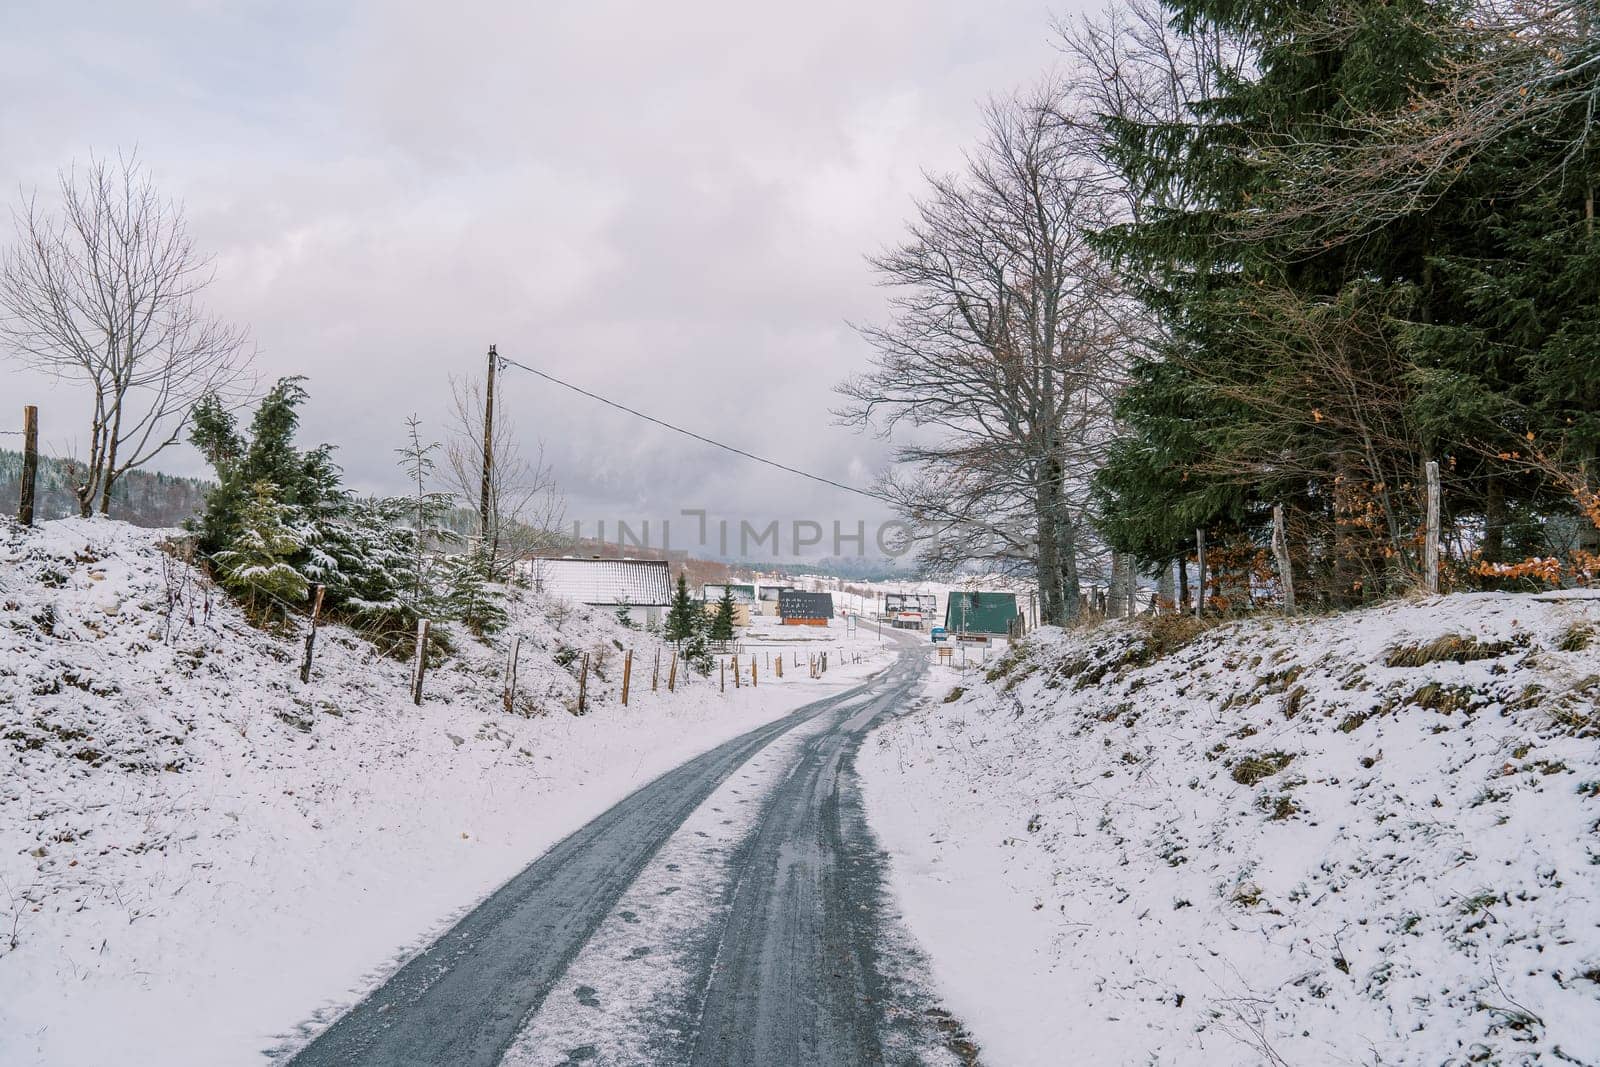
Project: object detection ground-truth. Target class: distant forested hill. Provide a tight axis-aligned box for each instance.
[0,450,212,528]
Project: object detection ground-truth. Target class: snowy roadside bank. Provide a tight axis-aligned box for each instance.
[860,594,1600,1065]
[0,518,892,1066]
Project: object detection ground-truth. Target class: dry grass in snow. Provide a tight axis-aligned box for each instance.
[862,593,1600,1066]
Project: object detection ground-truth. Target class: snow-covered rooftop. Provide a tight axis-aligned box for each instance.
[528,557,673,606]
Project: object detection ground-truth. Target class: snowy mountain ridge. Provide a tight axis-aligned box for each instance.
[861,594,1600,1066]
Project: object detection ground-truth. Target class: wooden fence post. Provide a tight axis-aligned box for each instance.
[299,584,325,683]
[411,618,431,705]
[577,652,590,714]
[1195,529,1207,619]
[1271,504,1295,616]
[731,653,741,688]
[19,406,38,527]
[775,655,783,679]
[652,648,661,692]
[1425,460,1441,594]
[503,635,522,714]
[720,659,725,693]
[668,650,678,692]
[750,658,756,687]
[621,648,633,707]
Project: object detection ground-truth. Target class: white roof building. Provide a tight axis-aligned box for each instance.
[527,557,673,625]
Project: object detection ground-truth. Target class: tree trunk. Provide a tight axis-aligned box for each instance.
[1108,552,1127,619]
[1332,466,1361,607]
[1583,181,1600,554]
[1057,511,1080,624]
[1035,496,1063,626]
[99,428,120,516]
[79,392,108,518]
[99,354,129,516]
[1483,474,1506,563]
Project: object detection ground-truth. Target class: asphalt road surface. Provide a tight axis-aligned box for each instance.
[288,640,978,1067]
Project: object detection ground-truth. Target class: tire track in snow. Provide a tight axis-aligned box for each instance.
[285,676,889,1067]
[503,645,974,1067]
[496,706,849,1066]
[684,652,976,1067]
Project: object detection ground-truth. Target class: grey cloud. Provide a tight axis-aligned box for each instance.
[2,0,1073,557]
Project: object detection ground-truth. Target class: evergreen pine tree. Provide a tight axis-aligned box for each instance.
[614,598,635,629]
[682,621,714,675]
[443,547,507,636]
[214,480,309,626]
[1095,0,1463,603]
[710,586,736,640]
[393,416,458,621]
[664,571,698,643]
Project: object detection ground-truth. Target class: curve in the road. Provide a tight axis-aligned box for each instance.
[286,670,892,1067]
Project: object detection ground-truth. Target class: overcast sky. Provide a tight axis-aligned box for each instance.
[3,0,1074,560]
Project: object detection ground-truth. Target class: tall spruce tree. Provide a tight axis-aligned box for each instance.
[1095,0,1464,605]
[664,571,699,643]
[191,377,345,562]
[710,586,736,640]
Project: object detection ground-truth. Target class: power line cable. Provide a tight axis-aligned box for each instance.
[494,351,1035,551]
[494,353,892,505]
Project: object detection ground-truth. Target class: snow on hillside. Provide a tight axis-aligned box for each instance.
[860,594,1600,1066]
[0,517,891,1066]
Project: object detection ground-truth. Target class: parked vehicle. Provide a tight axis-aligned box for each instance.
[930,626,947,643]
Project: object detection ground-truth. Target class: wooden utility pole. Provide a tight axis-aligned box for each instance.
[1424,460,1441,594]
[299,584,326,683]
[480,345,498,555]
[620,649,633,707]
[1271,505,1295,616]
[1195,529,1207,619]
[19,406,39,527]
[411,618,431,705]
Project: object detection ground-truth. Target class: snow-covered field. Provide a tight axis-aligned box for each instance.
[0,518,892,1067]
[861,594,1600,1066]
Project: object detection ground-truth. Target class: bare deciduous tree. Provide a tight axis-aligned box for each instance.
[838,85,1128,625]
[0,153,254,517]
[442,370,565,577]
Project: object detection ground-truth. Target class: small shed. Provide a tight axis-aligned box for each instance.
[528,557,673,627]
[702,587,754,628]
[778,590,834,626]
[944,591,1018,638]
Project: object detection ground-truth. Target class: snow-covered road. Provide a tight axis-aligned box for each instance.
[288,639,977,1067]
